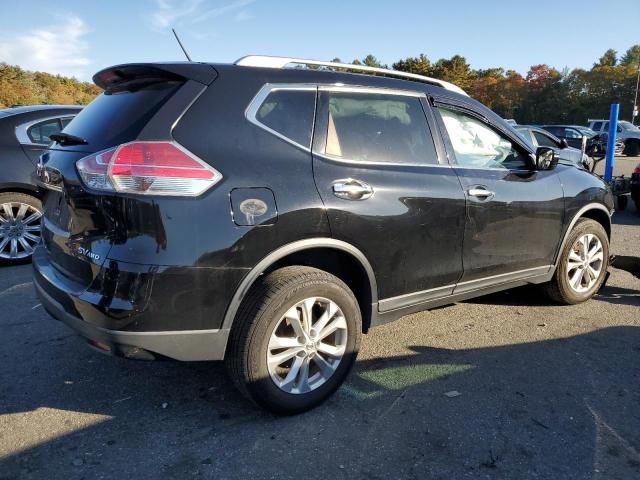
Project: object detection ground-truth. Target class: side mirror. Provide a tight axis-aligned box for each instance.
[559,138,569,149]
[535,147,558,170]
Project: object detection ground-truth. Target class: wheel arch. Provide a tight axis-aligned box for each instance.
[554,203,612,266]
[222,239,378,336]
[0,183,40,198]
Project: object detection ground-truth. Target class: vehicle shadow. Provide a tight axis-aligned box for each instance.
[1,324,639,479]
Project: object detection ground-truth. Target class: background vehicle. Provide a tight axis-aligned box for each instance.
[33,57,614,414]
[514,125,591,169]
[542,125,608,157]
[0,105,82,264]
[588,119,640,156]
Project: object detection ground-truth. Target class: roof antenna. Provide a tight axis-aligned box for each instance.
[172,28,193,62]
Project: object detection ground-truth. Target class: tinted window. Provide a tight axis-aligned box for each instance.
[602,122,609,132]
[62,82,180,152]
[27,119,62,144]
[60,117,73,128]
[591,121,603,132]
[533,131,558,148]
[544,126,563,137]
[564,128,582,139]
[256,90,315,148]
[439,107,529,170]
[321,92,437,164]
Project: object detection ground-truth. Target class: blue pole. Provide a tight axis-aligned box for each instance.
[603,103,619,182]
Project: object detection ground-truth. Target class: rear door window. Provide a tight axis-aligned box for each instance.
[591,121,603,132]
[254,89,316,148]
[318,91,437,165]
[27,119,62,144]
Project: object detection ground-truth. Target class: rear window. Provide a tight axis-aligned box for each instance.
[61,82,181,152]
[28,119,62,144]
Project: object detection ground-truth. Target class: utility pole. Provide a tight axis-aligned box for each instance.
[632,63,640,125]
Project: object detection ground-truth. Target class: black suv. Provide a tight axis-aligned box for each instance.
[33,57,613,414]
[0,105,81,263]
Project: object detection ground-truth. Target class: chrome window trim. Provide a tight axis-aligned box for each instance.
[318,84,426,98]
[314,151,449,169]
[245,83,317,153]
[15,114,76,146]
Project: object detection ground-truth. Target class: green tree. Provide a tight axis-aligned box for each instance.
[595,49,617,67]
[392,54,432,76]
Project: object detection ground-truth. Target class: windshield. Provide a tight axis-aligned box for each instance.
[618,121,640,131]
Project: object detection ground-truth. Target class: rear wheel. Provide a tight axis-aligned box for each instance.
[544,219,609,304]
[0,193,43,265]
[226,266,361,414]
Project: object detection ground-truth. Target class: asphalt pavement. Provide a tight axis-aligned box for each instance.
[0,158,639,480]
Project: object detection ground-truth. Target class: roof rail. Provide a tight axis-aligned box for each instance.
[234,55,468,96]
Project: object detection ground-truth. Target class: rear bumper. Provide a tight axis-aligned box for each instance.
[33,247,232,361]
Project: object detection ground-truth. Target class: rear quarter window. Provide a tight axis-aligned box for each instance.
[252,89,316,149]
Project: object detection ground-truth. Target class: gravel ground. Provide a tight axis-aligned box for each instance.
[0,157,639,480]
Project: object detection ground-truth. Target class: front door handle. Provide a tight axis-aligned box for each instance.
[467,187,495,199]
[332,179,374,200]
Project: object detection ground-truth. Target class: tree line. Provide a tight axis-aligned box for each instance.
[0,63,100,108]
[1,44,639,125]
[341,45,640,125]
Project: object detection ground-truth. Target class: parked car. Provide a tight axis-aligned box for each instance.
[541,125,607,157]
[514,125,591,169]
[33,57,614,414]
[0,105,82,264]
[587,119,640,156]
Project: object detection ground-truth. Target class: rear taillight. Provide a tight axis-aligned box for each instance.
[76,141,221,196]
[634,164,640,174]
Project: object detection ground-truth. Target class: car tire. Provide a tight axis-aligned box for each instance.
[225,266,362,414]
[0,192,43,265]
[544,219,609,305]
[625,140,640,157]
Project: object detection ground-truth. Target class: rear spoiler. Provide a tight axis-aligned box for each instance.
[93,63,218,90]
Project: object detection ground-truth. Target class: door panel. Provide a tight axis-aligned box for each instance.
[433,104,565,284]
[454,167,564,282]
[312,88,466,302]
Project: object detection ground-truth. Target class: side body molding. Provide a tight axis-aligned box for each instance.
[221,238,379,332]
[553,203,612,266]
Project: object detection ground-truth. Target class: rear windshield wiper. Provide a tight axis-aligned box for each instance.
[49,133,88,146]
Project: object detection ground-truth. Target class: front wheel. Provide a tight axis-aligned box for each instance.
[226,266,362,414]
[544,219,609,305]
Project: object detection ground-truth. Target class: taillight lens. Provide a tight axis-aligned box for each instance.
[76,141,221,196]
[634,163,640,174]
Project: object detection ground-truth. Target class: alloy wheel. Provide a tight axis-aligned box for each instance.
[267,297,348,394]
[566,233,604,293]
[0,202,43,260]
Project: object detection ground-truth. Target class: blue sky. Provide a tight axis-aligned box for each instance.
[0,0,638,81]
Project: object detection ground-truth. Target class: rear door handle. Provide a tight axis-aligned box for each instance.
[467,187,495,199]
[332,179,374,200]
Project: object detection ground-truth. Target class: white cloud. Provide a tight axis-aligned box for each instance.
[234,10,253,22]
[150,0,256,29]
[0,15,91,79]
